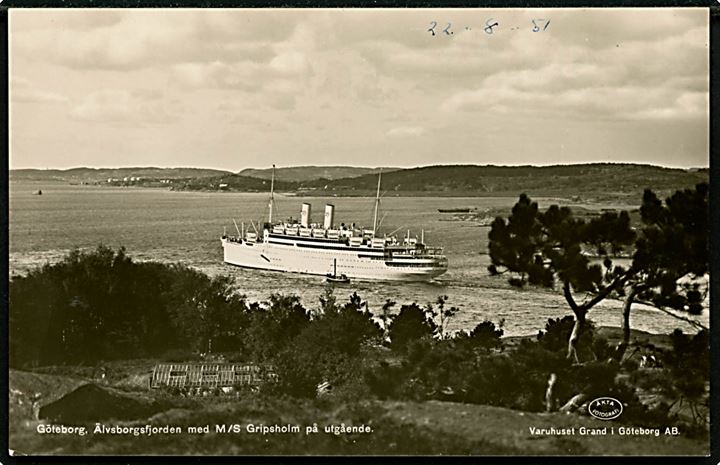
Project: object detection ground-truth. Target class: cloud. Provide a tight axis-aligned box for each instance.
[11,76,69,104]
[169,20,314,94]
[11,10,290,71]
[70,89,183,125]
[166,21,316,113]
[172,61,306,111]
[10,9,124,31]
[267,93,297,110]
[442,83,707,122]
[481,63,611,93]
[386,126,425,137]
[173,61,265,91]
[8,9,709,170]
[435,14,707,123]
[13,89,69,104]
[624,91,708,121]
[269,51,312,76]
[547,8,704,49]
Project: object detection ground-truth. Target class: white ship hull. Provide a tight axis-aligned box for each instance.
[222,236,447,281]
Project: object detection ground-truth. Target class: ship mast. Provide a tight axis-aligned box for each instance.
[268,164,275,223]
[372,168,382,236]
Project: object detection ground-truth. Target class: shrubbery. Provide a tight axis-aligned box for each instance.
[9,246,224,366]
[627,329,709,432]
[387,303,435,352]
[271,292,381,398]
[9,246,708,436]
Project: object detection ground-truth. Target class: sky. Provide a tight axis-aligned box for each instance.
[9,8,709,171]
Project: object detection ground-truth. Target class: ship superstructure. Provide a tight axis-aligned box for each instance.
[221,167,448,281]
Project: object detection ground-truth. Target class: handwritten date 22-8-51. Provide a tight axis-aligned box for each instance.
[427,19,550,36]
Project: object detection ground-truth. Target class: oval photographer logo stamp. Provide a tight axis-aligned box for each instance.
[588,397,623,420]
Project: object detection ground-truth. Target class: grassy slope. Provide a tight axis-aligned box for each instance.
[10,393,706,456]
[383,400,706,456]
[9,335,708,457]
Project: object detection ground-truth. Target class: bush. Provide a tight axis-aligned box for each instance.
[271,294,381,398]
[244,295,311,362]
[9,246,246,367]
[388,303,436,352]
[635,329,710,432]
[537,315,599,358]
[160,349,202,362]
[454,320,504,353]
[371,324,644,414]
[363,361,409,400]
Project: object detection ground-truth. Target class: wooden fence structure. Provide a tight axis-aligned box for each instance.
[150,363,274,389]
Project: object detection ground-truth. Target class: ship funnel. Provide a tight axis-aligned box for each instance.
[301,203,312,227]
[324,204,335,229]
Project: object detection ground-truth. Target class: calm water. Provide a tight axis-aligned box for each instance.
[9,180,708,336]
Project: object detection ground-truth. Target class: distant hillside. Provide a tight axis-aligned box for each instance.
[171,173,297,192]
[239,166,399,182]
[302,164,708,200]
[172,163,708,201]
[14,164,707,202]
[10,167,231,183]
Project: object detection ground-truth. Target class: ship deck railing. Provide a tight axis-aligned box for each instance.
[228,229,445,255]
[385,245,445,255]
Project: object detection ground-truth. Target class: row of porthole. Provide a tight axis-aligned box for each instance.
[264,251,430,271]
[269,257,417,269]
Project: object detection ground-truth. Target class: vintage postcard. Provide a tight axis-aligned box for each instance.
[5,6,712,458]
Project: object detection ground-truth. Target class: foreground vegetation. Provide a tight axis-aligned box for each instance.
[8,183,709,454]
[488,183,708,361]
[10,381,707,455]
[10,253,709,435]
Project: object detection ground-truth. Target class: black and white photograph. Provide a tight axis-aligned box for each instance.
[6,6,711,456]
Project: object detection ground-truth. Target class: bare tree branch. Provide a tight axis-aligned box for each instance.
[634,300,708,331]
[578,269,634,311]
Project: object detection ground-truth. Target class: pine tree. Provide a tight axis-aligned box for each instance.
[488,195,635,362]
[621,184,709,345]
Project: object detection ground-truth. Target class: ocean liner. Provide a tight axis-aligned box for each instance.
[221,167,448,281]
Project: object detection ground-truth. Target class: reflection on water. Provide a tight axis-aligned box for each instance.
[9,180,708,336]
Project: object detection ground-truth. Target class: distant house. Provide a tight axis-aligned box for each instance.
[150,363,274,389]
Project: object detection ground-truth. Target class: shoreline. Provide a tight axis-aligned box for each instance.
[502,326,680,349]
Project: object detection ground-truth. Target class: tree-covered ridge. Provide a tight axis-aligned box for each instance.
[170,174,299,192]
[173,163,707,200]
[313,164,707,194]
[13,164,707,200]
[10,167,231,182]
[238,166,399,182]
